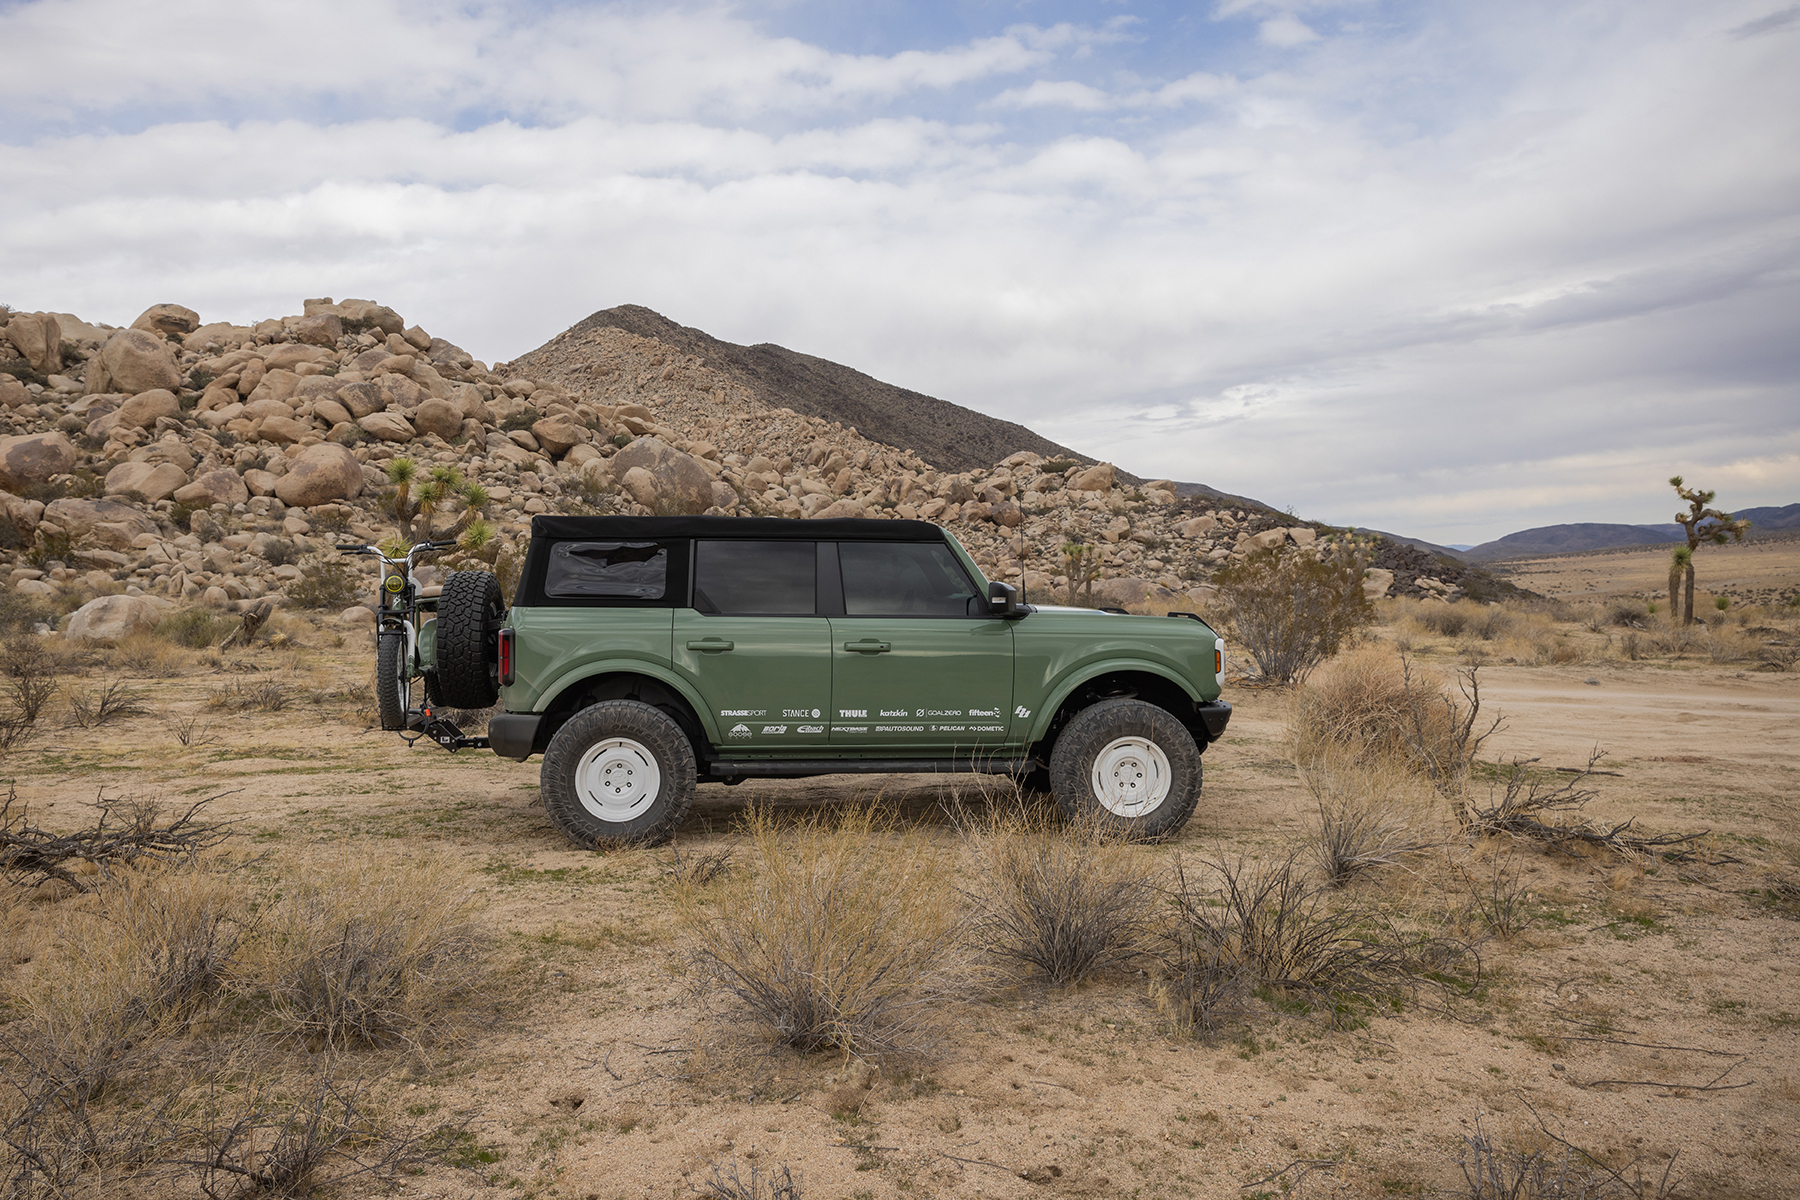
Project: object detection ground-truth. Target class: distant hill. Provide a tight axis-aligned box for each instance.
[1461,504,1799,561]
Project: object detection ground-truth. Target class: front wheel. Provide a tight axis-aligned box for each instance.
[540,701,697,847]
[1048,698,1202,840]
[376,629,411,731]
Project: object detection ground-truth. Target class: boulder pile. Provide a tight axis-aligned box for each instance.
[3,296,1472,625]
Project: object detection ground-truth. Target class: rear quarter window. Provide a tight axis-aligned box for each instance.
[544,541,669,600]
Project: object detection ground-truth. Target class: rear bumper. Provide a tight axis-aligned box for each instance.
[488,713,542,761]
[1196,700,1232,742]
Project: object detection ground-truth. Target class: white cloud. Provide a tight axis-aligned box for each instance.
[1259,15,1322,46]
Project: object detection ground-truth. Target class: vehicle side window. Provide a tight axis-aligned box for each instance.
[838,541,977,617]
[694,541,816,615]
[545,541,668,599]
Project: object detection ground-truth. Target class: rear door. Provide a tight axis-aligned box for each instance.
[672,540,833,750]
[827,540,1016,751]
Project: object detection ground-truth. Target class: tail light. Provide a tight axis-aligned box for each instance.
[497,627,514,687]
[1215,641,1224,686]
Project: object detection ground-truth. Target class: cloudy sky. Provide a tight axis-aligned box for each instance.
[3,0,1795,543]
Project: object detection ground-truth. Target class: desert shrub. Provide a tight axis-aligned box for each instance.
[498,406,541,432]
[0,638,58,752]
[286,556,361,609]
[682,806,966,1057]
[1153,854,1473,1031]
[694,1161,804,1200]
[1604,599,1648,628]
[206,678,289,712]
[246,854,488,1049]
[962,806,1159,986]
[109,630,190,677]
[1415,602,1468,638]
[1299,749,1436,887]
[1214,543,1371,683]
[1465,605,1515,640]
[0,589,52,636]
[1700,627,1753,663]
[258,539,301,567]
[1289,648,1500,800]
[155,608,226,649]
[65,680,150,728]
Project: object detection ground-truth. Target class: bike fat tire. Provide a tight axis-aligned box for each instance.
[376,629,411,731]
[541,700,697,848]
[1048,697,1202,841]
[434,570,504,709]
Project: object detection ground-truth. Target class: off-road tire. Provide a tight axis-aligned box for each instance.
[1048,698,1202,841]
[541,700,697,847]
[434,570,504,709]
[376,629,410,731]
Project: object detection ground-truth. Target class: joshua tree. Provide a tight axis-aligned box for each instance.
[1061,541,1101,607]
[1669,477,1751,626]
[1667,545,1690,624]
[384,458,490,545]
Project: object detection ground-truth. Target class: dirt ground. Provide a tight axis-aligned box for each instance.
[4,558,1799,1198]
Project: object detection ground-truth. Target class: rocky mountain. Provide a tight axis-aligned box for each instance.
[2,297,1514,639]
[513,305,1097,476]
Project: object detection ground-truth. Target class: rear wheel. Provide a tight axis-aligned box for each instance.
[1048,698,1201,840]
[541,701,697,847]
[376,629,411,731]
[434,570,504,709]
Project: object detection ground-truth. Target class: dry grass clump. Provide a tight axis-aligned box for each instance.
[1299,747,1437,887]
[1290,647,1500,797]
[0,636,58,752]
[1152,854,1475,1036]
[682,805,967,1058]
[960,803,1159,987]
[248,853,489,1050]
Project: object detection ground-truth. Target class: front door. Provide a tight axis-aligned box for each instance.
[828,540,1016,752]
[673,540,832,751]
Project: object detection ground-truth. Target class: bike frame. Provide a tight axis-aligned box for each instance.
[337,538,454,729]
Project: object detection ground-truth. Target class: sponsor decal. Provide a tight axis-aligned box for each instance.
[879,709,910,718]
[760,725,787,735]
[783,708,822,719]
[796,724,825,734]
[1015,706,1032,719]
[968,707,1000,718]
[933,724,967,733]
[919,709,962,717]
[970,724,1005,733]
[836,726,869,733]
[838,708,868,718]
[720,709,766,717]
[875,725,925,733]
[727,723,752,738]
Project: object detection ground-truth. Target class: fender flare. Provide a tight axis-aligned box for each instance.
[534,660,723,746]
[1026,658,1203,745]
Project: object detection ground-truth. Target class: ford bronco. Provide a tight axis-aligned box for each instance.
[392,515,1230,847]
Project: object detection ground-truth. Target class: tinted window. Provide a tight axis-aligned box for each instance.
[694,541,816,615]
[839,542,977,617]
[545,541,668,599]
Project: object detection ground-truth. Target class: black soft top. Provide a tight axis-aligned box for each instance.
[527,515,947,542]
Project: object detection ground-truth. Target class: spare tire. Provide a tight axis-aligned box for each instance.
[434,570,504,709]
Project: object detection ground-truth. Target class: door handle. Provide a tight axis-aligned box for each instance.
[843,639,891,654]
[686,638,734,653]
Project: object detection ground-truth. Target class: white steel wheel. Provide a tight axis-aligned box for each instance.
[1048,697,1204,841]
[1089,736,1172,817]
[573,736,662,822]
[541,700,697,848]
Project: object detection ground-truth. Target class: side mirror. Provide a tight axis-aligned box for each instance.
[987,581,1021,617]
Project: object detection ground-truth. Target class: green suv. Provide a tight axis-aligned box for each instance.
[418,516,1230,846]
